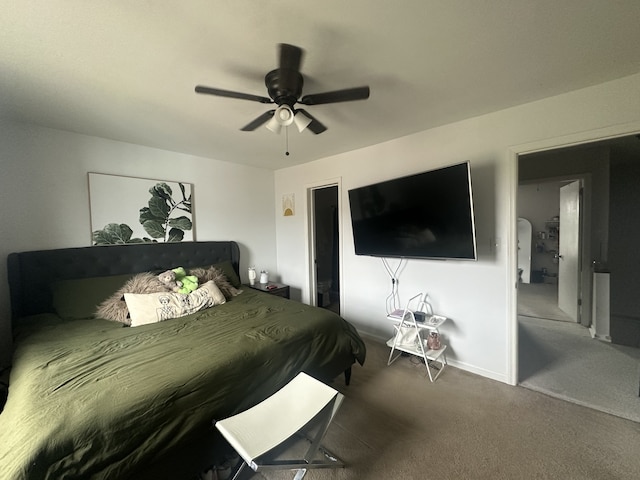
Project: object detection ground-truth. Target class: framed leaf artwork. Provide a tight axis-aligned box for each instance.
[88,173,194,245]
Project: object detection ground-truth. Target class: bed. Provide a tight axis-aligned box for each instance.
[0,241,365,480]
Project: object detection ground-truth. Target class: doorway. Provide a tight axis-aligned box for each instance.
[310,184,340,314]
[517,177,585,324]
[514,133,640,422]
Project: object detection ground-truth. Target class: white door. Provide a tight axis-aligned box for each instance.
[558,180,581,321]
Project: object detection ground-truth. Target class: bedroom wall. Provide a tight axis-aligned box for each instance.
[274,72,640,384]
[0,121,277,367]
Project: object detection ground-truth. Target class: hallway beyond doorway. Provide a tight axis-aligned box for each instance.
[518,282,572,322]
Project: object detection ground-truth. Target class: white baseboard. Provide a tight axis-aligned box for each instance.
[359,330,509,384]
[446,358,509,384]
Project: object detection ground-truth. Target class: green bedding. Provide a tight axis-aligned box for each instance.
[0,289,365,480]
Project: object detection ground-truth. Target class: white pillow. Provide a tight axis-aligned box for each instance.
[124,280,226,327]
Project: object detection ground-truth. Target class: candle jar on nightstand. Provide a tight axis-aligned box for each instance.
[248,267,256,286]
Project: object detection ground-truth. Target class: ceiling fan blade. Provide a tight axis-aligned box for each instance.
[300,86,370,105]
[195,85,273,104]
[240,110,275,131]
[296,109,327,134]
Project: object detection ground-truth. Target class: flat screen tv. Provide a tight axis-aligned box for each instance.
[348,161,477,260]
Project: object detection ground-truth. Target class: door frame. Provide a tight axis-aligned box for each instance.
[507,121,640,386]
[305,178,343,310]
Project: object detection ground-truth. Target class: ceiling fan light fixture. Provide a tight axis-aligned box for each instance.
[265,115,282,133]
[266,105,295,133]
[276,105,294,125]
[293,110,312,132]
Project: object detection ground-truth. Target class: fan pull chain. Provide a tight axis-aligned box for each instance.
[285,126,290,156]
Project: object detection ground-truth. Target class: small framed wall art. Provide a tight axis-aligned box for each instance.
[282,193,295,216]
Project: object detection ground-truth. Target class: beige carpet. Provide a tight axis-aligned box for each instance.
[237,337,640,480]
[517,282,572,322]
[519,315,640,423]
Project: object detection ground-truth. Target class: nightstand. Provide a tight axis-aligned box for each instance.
[247,282,290,299]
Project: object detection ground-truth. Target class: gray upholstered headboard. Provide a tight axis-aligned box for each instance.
[7,241,240,320]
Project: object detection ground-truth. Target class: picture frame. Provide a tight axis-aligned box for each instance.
[88,173,194,245]
[282,193,295,216]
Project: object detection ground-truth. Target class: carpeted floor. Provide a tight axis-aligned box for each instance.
[225,337,640,480]
[517,281,640,424]
[518,315,640,423]
[517,282,571,322]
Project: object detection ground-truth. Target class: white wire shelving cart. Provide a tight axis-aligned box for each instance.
[386,293,448,382]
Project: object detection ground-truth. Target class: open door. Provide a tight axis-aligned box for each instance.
[311,185,340,313]
[558,180,582,321]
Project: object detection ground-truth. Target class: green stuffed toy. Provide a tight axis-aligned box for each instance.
[172,267,199,294]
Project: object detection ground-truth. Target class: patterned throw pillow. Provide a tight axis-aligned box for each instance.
[124,281,226,327]
[95,272,171,325]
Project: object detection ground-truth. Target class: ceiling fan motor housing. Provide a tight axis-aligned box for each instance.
[265,69,303,107]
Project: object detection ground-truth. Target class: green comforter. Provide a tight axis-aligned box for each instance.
[0,290,365,480]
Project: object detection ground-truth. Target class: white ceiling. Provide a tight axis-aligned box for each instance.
[2,1,640,170]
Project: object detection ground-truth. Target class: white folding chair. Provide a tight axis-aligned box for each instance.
[215,372,344,480]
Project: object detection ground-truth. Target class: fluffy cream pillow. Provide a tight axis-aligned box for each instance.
[188,265,243,299]
[124,280,226,327]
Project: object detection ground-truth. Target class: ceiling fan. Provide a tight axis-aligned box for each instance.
[195,43,370,135]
